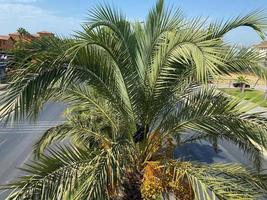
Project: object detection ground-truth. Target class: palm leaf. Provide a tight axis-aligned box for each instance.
[185,163,267,200]
[159,88,267,169]
[208,10,267,39]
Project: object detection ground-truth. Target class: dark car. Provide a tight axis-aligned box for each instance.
[233,82,250,88]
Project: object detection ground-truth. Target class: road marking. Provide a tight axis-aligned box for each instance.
[0,121,65,136]
[0,189,8,196]
[0,139,6,147]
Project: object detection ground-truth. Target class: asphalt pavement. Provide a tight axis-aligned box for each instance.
[0,103,266,199]
[0,103,65,199]
[174,139,267,169]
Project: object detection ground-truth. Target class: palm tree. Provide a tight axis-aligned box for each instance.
[15,27,32,49]
[235,75,250,92]
[16,27,30,37]
[1,0,267,199]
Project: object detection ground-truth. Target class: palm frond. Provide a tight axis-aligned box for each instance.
[0,37,72,122]
[159,88,267,169]
[141,161,267,200]
[33,123,71,157]
[61,85,120,130]
[218,46,267,79]
[186,163,267,200]
[82,3,147,121]
[5,138,137,200]
[4,144,94,200]
[208,10,267,39]
[71,27,142,121]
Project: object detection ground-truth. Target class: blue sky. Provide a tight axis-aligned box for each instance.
[1,0,267,46]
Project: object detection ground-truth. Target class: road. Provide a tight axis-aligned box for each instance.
[0,103,65,199]
[0,103,266,199]
[173,105,267,170]
[174,139,267,169]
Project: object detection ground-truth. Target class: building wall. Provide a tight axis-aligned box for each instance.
[37,32,54,37]
[0,31,54,51]
[0,39,14,51]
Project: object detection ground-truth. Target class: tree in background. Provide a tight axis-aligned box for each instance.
[16,27,30,37]
[235,75,250,92]
[14,27,32,49]
[1,0,267,199]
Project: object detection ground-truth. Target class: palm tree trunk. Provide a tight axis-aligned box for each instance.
[241,84,245,93]
[228,80,232,88]
[122,170,143,200]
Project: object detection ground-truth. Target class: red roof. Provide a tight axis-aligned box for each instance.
[37,31,52,34]
[254,41,267,48]
[0,35,11,40]
[32,34,40,37]
[9,32,20,36]
[0,31,53,42]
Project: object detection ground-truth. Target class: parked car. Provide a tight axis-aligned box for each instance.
[233,82,250,88]
[0,52,13,83]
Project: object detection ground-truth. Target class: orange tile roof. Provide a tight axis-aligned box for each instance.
[32,34,40,37]
[0,35,10,40]
[254,41,267,48]
[9,32,20,36]
[0,30,53,43]
[37,31,52,34]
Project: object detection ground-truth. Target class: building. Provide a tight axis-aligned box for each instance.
[254,41,267,56]
[0,31,54,51]
[0,31,53,81]
[0,36,14,51]
[36,31,54,37]
[254,41,267,68]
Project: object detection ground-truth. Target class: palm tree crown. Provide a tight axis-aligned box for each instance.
[1,0,267,199]
[16,28,30,37]
[236,75,249,83]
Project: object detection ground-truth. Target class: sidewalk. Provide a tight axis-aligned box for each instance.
[210,83,267,91]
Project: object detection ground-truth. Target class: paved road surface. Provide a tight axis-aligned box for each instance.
[174,107,267,170]
[0,103,266,199]
[0,103,65,199]
[174,139,267,169]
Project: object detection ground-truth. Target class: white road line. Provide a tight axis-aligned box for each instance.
[0,189,8,196]
[0,139,6,147]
